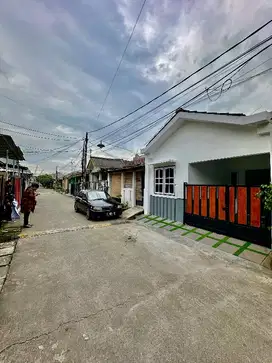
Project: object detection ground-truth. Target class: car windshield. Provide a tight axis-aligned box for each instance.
[87,191,108,201]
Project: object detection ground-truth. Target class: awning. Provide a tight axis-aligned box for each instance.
[0,134,25,160]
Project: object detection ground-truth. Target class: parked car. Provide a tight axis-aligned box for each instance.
[74,189,123,220]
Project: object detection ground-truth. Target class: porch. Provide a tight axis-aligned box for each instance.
[188,153,270,186]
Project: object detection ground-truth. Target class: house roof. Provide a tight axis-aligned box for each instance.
[64,170,82,179]
[0,134,25,160]
[108,155,145,172]
[0,160,30,171]
[143,108,272,153]
[87,156,125,171]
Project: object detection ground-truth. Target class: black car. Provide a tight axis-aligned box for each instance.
[74,190,123,220]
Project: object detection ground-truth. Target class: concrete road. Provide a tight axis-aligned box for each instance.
[0,190,272,362]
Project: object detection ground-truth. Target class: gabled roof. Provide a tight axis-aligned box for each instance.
[0,134,25,160]
[87,156,125,171]
[143,109,272,154]
[64,170,82,179]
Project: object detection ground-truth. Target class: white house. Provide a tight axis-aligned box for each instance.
[142,109,272,247]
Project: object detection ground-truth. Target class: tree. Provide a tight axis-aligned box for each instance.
[257,184,272,211]
[36,174,54,188]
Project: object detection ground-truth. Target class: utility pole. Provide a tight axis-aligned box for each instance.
[55,166,58,182]
[81,132,88,189]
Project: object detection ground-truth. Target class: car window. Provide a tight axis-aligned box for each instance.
[82,193,87,201]
[87,191,108,201]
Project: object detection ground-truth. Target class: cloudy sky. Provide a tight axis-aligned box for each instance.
[0,0,272,173]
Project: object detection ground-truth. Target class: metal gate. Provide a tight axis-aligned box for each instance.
[184,183,271,248]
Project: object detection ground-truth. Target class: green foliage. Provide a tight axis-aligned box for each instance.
[121,201,129,210]
[36,174,54,188]
[257,184,272,211]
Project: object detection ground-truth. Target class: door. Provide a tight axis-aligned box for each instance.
[245,169,270,186]
[123,188,133,207]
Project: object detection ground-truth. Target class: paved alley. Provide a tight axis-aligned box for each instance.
[0,190,272,363]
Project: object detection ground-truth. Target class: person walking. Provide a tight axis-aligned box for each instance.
[21,183,39,228]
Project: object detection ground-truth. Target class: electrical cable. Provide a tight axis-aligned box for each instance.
[0,118,79,139]
[0,123,81,141]
[0,95,80,139]
[99,47,272,151]
[95,0,147,122]
[88,20,272,133]
[186,66,272,108]
[32,139,83,163]
[89,35,272,146]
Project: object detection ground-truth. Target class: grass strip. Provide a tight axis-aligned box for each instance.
[246,248,269,256]
[233,242,252,256]
[196,231,212,241]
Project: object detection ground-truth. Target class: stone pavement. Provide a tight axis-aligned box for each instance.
[138,215,272,269]
[0,191,272,362]
[0,241,16,293]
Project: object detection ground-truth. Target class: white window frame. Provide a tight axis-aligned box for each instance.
[154,166,175,196]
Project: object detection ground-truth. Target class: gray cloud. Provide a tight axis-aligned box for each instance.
[0,0,271,172]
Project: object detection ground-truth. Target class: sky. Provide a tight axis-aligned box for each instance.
[0,0,272,174]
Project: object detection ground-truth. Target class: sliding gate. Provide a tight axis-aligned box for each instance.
[184,183,271,248]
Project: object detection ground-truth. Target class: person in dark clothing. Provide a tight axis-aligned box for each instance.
[21,183,39,228]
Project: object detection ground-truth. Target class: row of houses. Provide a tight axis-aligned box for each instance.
[61,109,272,248]
[62,154,145,207]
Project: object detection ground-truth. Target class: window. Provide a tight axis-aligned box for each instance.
[87,191,108,200]
[154,166,175,195]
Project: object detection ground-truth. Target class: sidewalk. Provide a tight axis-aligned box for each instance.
[137,215,272,270]
[0,220,21,293]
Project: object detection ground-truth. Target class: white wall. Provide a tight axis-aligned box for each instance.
[144,121,270,213]
[189,153,270,184]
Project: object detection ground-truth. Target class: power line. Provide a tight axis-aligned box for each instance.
[187,66,272,108]
[0,118,79,139]
[95,0,147,123]
[33,139,83,164]
[89,34,272,146]
[0,94,80,139]
[0,123,81,141]
[94,38,272,148]
[98,49,272,151]
[88,19,272,134]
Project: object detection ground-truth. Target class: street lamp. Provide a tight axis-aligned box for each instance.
[97,141,105,149]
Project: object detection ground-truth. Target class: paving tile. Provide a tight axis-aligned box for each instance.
[209,232,227,241]
[195,228,209,235]
[0,241,16,249]
[0,255,11,267]
[172,221,184,227]
[152,223,165,229]
[239,250,267,265]
[201,237,219,247]
[185,232,203,241]
[164,225,175,231]
[227,237,248,246]
[183,225,196,230]
[217,243,239,254]
[261,253,272,270]
[0,265,9,279]
[155,217,167,222]
[248,243,271,254]
[0,246,15,257]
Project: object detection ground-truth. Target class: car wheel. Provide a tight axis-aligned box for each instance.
[74,204,79,213]
[86,209,91,220]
